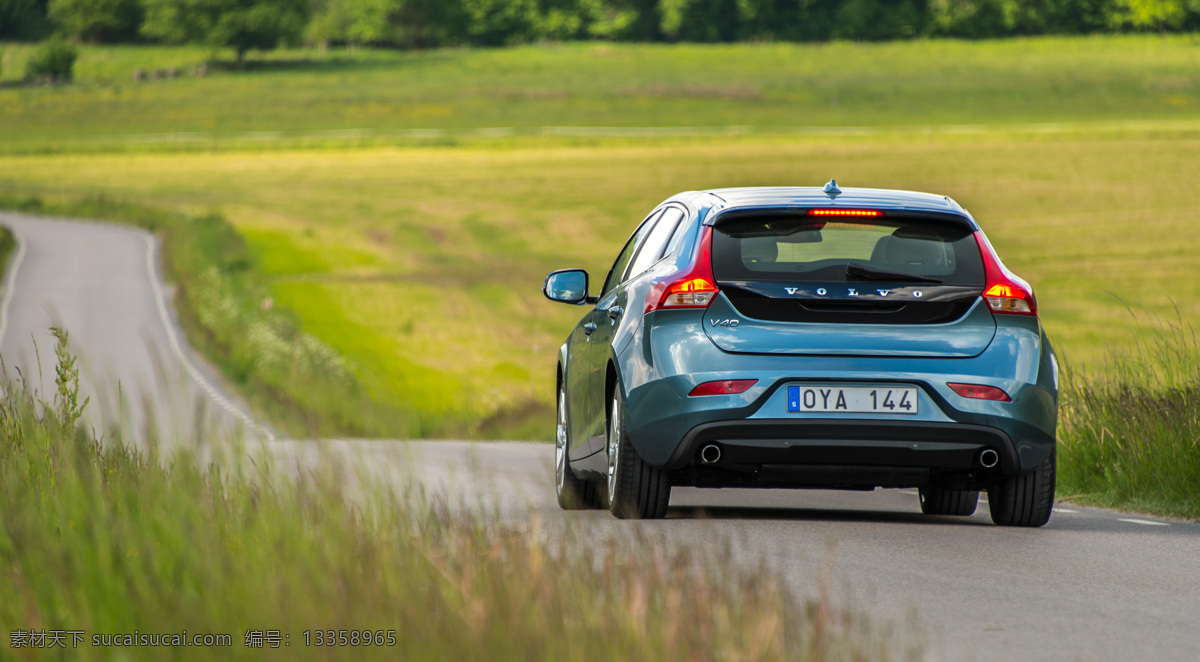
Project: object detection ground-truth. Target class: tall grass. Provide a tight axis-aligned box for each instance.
[1058,311,1200,518]
[0,335,922,661]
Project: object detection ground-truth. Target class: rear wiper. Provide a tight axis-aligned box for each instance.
[846,262,943,284]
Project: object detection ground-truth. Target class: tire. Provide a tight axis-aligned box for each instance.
[555,384,601,510]
[919,486,979,516]
[606,392,671,519]
[988,450,1056,527]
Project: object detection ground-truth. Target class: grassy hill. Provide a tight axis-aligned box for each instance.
[2,36,1200,151]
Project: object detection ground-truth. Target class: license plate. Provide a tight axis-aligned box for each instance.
[787,385,918,414]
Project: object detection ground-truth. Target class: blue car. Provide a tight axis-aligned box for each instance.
[544,182,1058,526]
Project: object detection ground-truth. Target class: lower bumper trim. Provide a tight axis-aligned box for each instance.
[664,419,1018,476]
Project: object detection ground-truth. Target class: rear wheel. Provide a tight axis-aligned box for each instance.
[919,486,979,516]
[607,392,671,520]
[555,385,601,510]
[988,450,1056,527]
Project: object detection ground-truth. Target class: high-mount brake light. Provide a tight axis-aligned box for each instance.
[688,379,758,397]
[645,226,719,313]
[808,209,883,217]
[974,231,1037,316]
[948,383,1012,402]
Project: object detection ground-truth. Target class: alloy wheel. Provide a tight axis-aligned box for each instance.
[555,388,568,496]
[606,395,621,500]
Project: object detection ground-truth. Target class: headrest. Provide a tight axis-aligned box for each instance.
[870,233,948,270]
[741,236,778,264]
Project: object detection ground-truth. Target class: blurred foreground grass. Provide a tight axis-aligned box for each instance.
[0,336,923,661]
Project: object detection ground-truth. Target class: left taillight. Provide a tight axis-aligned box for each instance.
[689,379,758,397]
[974,231,1037,316]
[645,226,719,313]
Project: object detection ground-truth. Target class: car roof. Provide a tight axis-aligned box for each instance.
[669,186,975,226]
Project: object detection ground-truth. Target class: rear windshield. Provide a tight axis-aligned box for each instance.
[712,214,984,287]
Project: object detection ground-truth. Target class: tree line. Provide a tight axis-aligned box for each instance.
[3,0,1199,61]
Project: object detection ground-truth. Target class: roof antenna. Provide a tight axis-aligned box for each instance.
[823,179,842,198]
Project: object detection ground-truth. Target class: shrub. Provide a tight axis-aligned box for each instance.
[25,36,78,82]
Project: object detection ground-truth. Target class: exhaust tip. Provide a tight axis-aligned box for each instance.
[700,444,722,465]
[978,448,999,469]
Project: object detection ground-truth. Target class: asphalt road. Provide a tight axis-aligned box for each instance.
[0,212,268,447]
[3,214,1198,661]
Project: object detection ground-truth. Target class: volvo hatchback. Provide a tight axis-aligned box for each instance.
[544,183,1058,526]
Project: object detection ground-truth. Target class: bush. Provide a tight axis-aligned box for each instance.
[25,37,78,82]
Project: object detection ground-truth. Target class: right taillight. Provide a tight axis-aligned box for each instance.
[645,226,719,313]
[974,231,1037,316]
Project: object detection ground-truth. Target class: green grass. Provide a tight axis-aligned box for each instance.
[0,223,14,276]
[1058,312,1200,518]
[0,340,921,661]
[4,135,1200,441]
[2,36,1200,152]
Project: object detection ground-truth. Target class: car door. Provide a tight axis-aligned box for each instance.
[564,313,597,461]
[582,206,688,455]
[576,209,664,455]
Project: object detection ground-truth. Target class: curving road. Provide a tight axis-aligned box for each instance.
[3,213,1198,661]
[0,212,269,447]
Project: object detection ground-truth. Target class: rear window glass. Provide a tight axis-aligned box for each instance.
[712,215,984,286]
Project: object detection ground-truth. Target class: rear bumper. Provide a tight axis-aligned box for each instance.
[664,419,1028,490]
[619,309,1059,482]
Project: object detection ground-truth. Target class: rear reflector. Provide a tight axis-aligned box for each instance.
[947,383,1011,402]
[808,209,883,217]
[688,379,758,397]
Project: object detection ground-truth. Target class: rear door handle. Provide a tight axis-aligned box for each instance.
[583,322,597,336]
[607,305,623,320]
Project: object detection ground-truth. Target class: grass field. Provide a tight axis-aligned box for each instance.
[2,37,1200,450]
[3,135,1200,440]
[2,36,1200,151]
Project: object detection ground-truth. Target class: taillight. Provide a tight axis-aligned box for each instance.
[645,226,719,313]
[973,231,1036,316]
[948,383,1012,402]
[689,379,757,397]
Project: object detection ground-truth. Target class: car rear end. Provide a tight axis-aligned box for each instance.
[618,188,1058,517]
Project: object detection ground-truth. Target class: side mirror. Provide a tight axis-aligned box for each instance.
[544,269,589,305]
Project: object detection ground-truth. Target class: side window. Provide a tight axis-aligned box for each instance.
[661,209,691,258]
[623,207,686,282]
[599,210,662,299]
